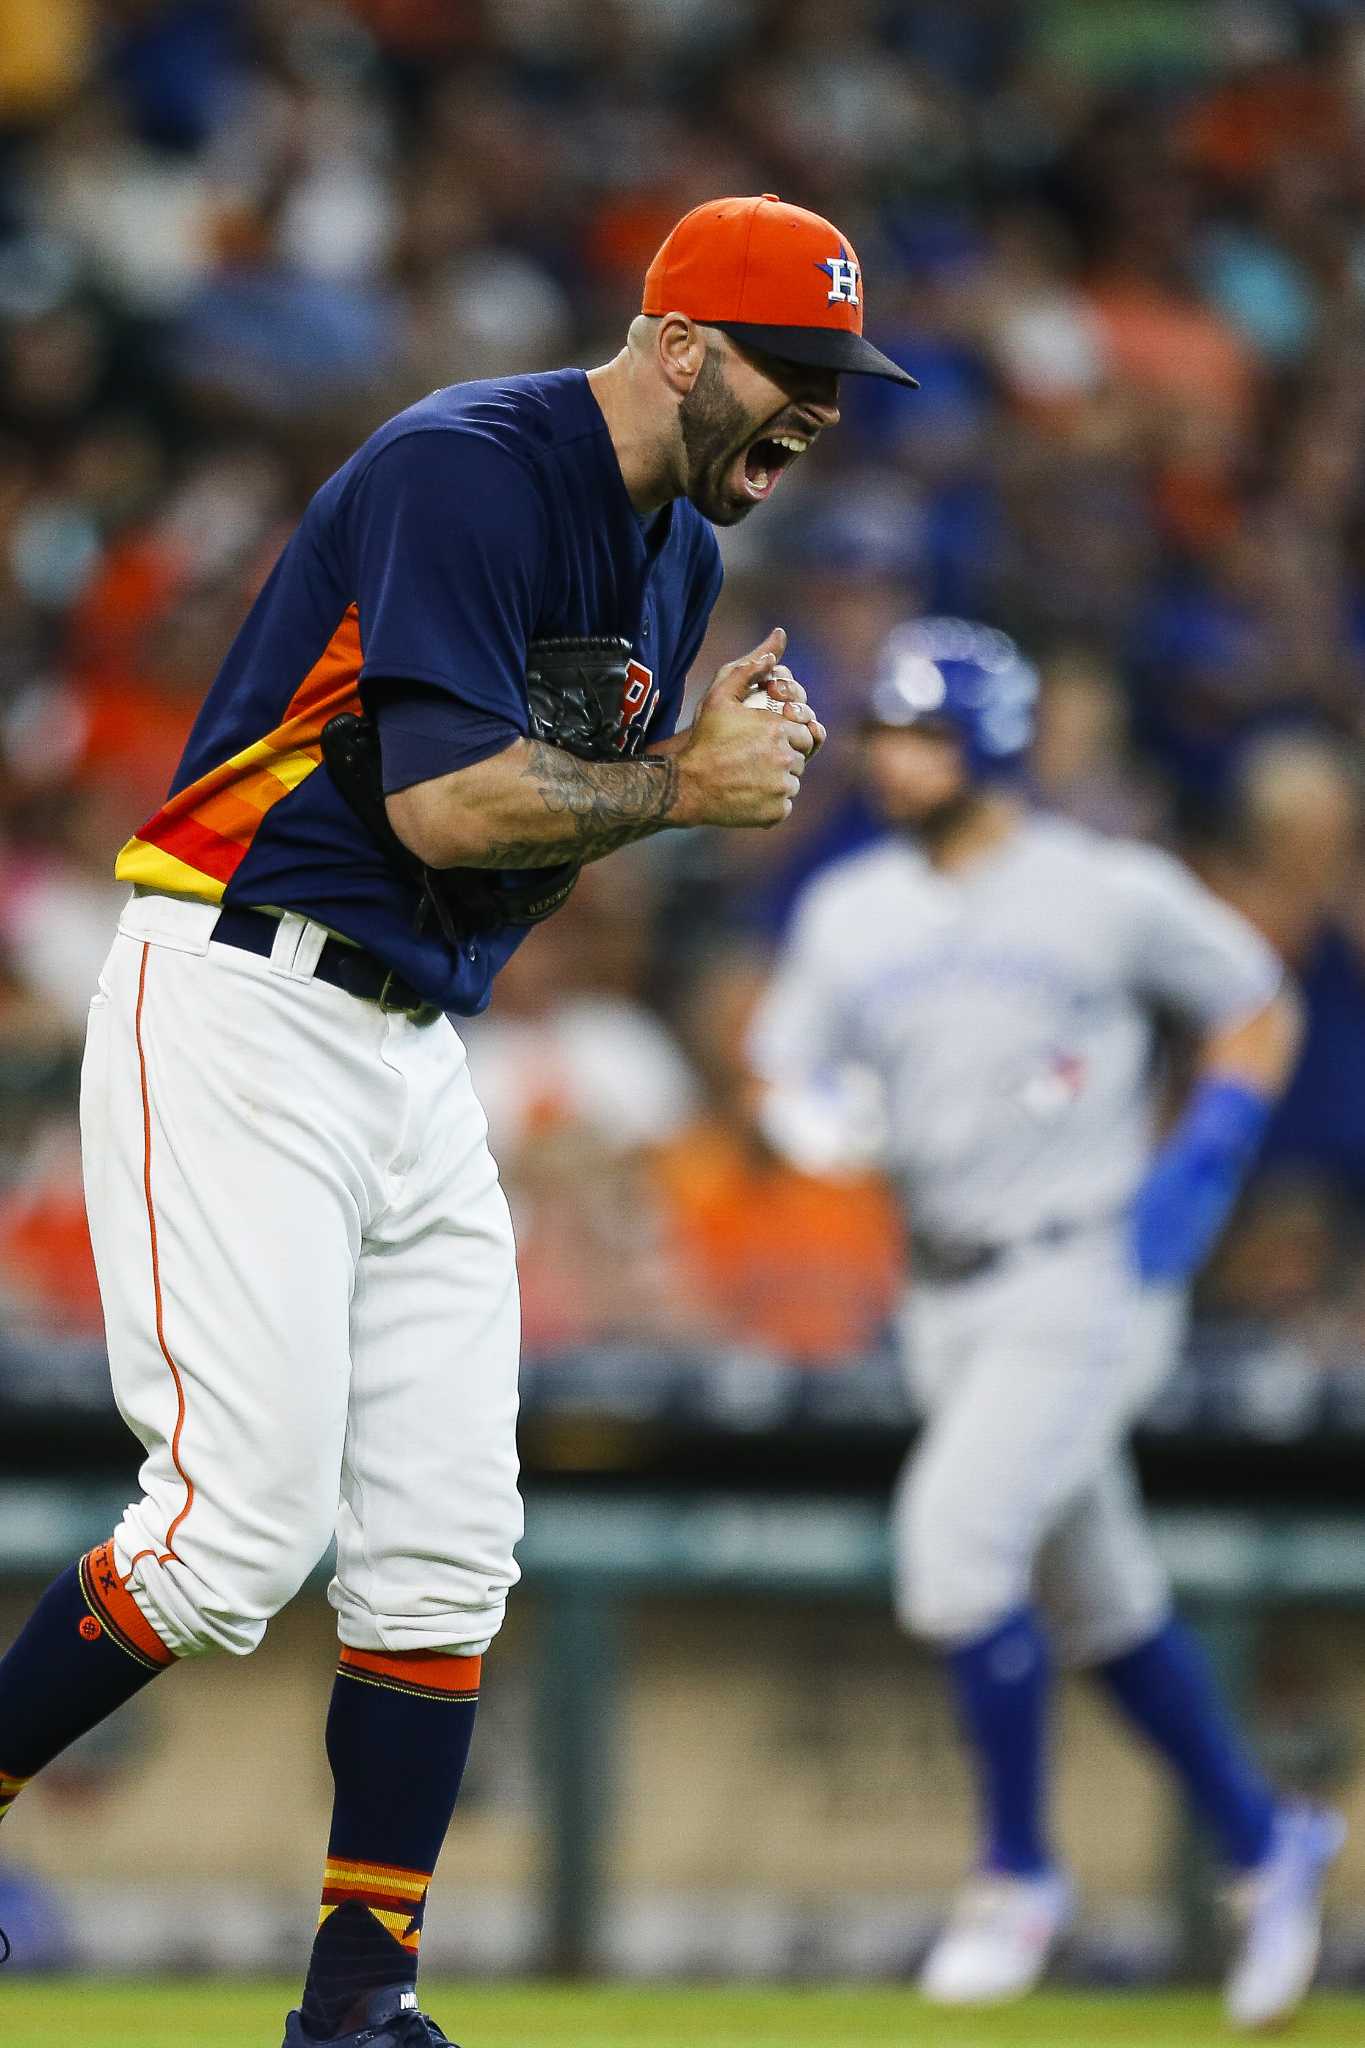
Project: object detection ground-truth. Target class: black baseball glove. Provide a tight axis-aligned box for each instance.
[322,635,637,940]
[526,636,642,757]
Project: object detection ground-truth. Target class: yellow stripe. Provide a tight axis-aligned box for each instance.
[214,730,307,779]
[114,838,227,902]
[263,746,321,792]
[318,1901,420,1950]
[324,1862,428,1897]
[187,726,324,791]
[222,749,321,818]
[369,1907,421,1948]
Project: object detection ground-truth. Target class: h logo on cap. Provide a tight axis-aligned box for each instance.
[818,248,860,306]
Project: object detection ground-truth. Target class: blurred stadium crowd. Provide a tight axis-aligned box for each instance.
[2,0,1365,1436]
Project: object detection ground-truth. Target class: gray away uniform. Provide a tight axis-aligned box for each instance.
[752,815,1280,1661]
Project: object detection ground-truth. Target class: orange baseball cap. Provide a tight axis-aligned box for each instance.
[642,192,918,387]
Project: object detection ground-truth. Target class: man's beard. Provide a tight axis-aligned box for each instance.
[889,784,981,844]
[679,348,757,526]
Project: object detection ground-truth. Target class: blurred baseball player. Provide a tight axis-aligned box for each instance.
[752,618,1345,2030]
[0,197,914,2045]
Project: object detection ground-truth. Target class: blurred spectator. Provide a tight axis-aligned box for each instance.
[0,2,93,128]
[1030,641,1167,840]
[0,1112,101,1338]
[1193,732,1365,1197]
[1205,1171,1350,1334]
[463,858,698,1353]
[654,951,902,1366]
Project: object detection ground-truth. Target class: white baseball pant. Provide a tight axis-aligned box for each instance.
[79,891,523,1662]
[892,1227,1186,1665]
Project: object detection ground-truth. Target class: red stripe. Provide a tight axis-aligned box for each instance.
[321,1887,423,1915]
[148,812,248,884]
[135,945,195,1558]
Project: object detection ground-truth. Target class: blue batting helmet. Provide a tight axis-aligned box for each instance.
[866,616,1038,778]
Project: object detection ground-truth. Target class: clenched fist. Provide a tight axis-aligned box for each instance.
[663,628,823,829]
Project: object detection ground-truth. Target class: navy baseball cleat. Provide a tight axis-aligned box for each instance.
[281,1984,458,2046]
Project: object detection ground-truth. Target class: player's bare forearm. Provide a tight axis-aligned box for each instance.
[386,736,687,871]
[387,650,816,870]
[1198,984,1303,1097]
[463,739,684,867]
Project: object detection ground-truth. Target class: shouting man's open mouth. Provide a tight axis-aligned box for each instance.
[739,427,812,502]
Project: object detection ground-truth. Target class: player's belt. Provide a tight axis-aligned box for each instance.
[210,905,441,1025]
[912,1217,1090,1286]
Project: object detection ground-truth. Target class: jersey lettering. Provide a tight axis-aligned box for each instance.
[618,658,660,755]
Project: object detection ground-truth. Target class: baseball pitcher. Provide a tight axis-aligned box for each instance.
[0,197,915,2045]
[751,618,1344,2029]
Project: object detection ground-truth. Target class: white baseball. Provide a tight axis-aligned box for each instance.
[744,662,798,713]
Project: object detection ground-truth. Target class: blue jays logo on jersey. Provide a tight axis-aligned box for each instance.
[1011,1046,1089,1120]
[817,247,860,307]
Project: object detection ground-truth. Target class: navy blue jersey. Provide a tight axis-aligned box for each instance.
[117,370,722,1013]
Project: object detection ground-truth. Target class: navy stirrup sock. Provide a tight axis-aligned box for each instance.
[0,1542,174,1821]
[945,1606,1054,1878]
[299,1647,481,2040]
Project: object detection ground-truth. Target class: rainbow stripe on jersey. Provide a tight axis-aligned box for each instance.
[115,606,363,902]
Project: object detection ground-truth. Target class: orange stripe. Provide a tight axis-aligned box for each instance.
[219,765,310,822]
[135,944,195,1558]
[338,1647,483,1694]
[187,751,323,844]
[120,605,363,897]
[182,786,278,847]
[82,1540,174,1668]
[281,603,363,724]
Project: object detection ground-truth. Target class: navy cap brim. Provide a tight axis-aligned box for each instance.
[714,320,919,387]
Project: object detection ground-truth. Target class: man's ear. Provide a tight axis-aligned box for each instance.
[656,313,706,396]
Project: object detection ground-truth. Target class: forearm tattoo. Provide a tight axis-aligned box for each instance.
[477,741,681,868]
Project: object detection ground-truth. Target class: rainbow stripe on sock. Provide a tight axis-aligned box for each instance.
[0,1767,30,1823]
[318,1857,429,1956]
